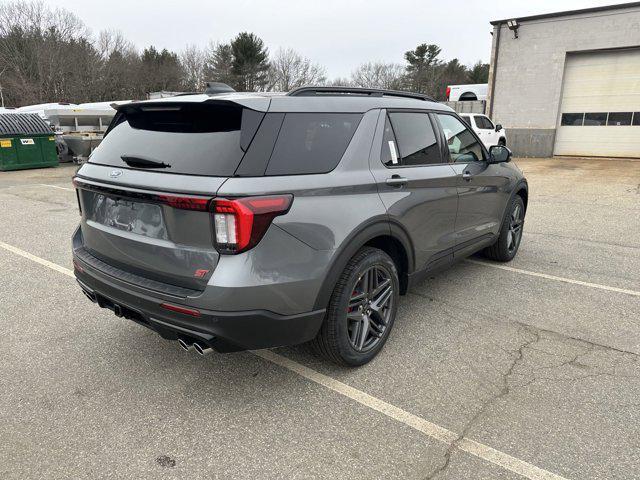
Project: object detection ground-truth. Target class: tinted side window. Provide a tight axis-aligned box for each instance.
[435,114,485,163]
[476,116,494,129]
[388,112,442,166]
[265,113,362,175]
[460,116,472,128]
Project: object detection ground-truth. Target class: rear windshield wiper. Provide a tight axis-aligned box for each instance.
[121,155,171,169]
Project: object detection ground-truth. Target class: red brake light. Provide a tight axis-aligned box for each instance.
[212,195,293,254]
[446,86,451,100]
[156,195,210,211]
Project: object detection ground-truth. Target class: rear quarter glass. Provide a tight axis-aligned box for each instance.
[264,113,362,175]
[89,103,263,176]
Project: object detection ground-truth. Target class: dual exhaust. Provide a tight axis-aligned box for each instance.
[178,338,213,356]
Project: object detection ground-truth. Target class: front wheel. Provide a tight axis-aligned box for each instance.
[482,195,525,262]
[310,247,399,366]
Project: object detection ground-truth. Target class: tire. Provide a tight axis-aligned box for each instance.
[498,138,506,146]
[482,195,525,262]
[310,247,399,366]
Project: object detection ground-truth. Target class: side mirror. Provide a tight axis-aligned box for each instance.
[495,124,503,132]
[488,145,512,164]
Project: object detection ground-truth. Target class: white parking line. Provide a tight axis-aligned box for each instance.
[255,349,568,480]
[0,240,568,480]
[38,183,75,192]
[0,241,74,278]
[466,259,640,298]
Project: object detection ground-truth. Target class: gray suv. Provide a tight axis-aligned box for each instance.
[72,86,527,366]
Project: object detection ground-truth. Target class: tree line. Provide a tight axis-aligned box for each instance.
[0,1,489,107]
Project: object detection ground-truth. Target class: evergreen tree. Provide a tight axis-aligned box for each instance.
[230,32,269,91]
[140,46,183,93]
[468,61,490,84]
[404,43,441,93]
[204,42,236,87]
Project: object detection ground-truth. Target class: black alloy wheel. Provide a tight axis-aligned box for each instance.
[507,201,524,254]
[310,247,399,366]
[346,265,394,352]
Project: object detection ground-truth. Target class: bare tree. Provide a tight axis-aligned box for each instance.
[266,48,326,91]
[326,77,353,87]
[351,62,405,90]
[97,30,136,60]
[0,0,98,105]
[180,44,206,92]
[0,3,489,108]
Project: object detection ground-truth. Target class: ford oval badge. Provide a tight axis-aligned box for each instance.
[109,169,123,178]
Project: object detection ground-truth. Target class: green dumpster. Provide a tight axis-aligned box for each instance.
[0,113,58,171]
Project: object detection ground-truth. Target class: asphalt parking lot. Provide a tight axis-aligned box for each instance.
[1,157,639,480]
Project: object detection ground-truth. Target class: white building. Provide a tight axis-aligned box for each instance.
[487,2,640,158]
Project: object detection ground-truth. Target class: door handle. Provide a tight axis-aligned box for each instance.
[462,172,472,181]
[386,175,408,187]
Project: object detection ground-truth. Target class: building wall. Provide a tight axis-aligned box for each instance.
[488,5,640,157]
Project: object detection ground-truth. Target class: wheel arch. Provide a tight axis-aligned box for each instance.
[514,181,528,213]
[312,221,414,311]
[459,92,478,101]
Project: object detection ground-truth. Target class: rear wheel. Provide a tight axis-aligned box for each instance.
[498,138,506,146]
[483,195,525,262]
[310,247,399,366]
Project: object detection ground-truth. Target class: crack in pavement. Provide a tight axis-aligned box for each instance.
[423,326,541,480]
[409,290,640,359]
[409,290,639,479]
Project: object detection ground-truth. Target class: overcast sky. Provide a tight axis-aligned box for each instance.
[41,0,620,78]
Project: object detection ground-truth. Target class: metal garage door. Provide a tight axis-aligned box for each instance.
[554,48,640,158]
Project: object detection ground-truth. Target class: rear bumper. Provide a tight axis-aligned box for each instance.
[73,256,325,353]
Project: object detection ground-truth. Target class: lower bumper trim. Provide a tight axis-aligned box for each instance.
[76,277,325,353]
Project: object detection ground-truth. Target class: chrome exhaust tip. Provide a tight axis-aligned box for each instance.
[178,338,194,352]
[193,342,213,356]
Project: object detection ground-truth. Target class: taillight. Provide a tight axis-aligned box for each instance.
[71,178,212,211]
[212,195,293,254]
[156,195,210,211]
[446,86,451,100]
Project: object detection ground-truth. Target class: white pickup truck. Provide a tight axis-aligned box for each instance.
[446,83,487,101]
[459,113,507,148]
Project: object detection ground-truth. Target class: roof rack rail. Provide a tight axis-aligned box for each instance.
[287,86,436,102]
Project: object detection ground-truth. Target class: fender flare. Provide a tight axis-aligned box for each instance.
[513,179,528,210]
[312,220,415,311]
[498,179,528,225]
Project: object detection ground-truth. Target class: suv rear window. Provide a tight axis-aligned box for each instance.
[90,102,263,176]
[265,113,362,175]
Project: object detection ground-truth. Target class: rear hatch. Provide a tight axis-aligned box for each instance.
[74,98,268,292]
